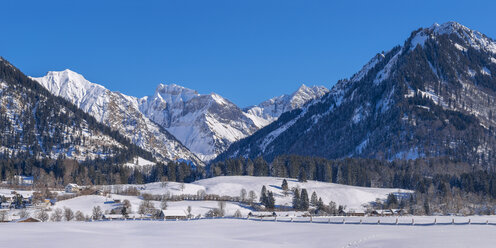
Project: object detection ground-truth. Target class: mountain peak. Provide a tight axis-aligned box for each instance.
[429,21,467,35]
[153,83,199,103]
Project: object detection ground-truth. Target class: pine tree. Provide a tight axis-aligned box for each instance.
[386,193,398,208]
[317,197,324,210]
[260,185,267,205]
[292,188,300,210]
[266,191,275,210]
[310,191,318,206]
[300,189,309,211]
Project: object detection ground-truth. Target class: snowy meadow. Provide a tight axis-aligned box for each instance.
[1,218,496,248]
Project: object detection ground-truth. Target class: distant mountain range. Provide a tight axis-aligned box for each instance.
[32,71,327,164]
[4,21,496,170]
[31,70,203,166]
[217,22,496,168]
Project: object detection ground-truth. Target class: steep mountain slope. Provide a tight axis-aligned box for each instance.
[244,84,329,125]
[31,70,203,166]
[217,22,496,168]
[0,58,150,162]
[139,84,327,161]
[138,84,262,162]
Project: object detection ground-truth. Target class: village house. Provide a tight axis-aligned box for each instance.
[161,209,188,220]
[65,183,80,193]
[346,209,366,217]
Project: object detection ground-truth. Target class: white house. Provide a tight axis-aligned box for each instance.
[65,183,80,193]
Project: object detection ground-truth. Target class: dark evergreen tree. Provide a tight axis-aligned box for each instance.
[300,189,309,211]
[292,188,300,210]
[266,191,275,210]
[386,193,398,208]
[260,185,267,204]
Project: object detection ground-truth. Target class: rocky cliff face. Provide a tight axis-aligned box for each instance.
[32,70,204,166]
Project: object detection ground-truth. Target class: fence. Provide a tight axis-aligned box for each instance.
[88,216,496,226]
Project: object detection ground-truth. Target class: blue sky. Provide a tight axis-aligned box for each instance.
[2,1,495,107]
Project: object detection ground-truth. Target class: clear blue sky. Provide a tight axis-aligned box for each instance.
[2,1,495,107]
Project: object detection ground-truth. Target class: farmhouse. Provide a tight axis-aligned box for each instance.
[161,209,188,220]
[346,209,366,217]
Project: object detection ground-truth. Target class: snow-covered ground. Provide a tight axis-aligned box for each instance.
[1,219,495,248]
[102,176,411,212]
[2,176,412,219]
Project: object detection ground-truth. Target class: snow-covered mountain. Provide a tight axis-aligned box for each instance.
[217,21,496,168]
[0,58,151,163]
[244,84,329,124]
[31,70,204,166]
[138,84,260,162]
[138,84,328,161]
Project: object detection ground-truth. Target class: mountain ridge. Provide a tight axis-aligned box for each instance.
[216,21,496,168]
[31,70,204,166]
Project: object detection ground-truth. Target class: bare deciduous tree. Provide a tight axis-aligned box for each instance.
[92,206,103,220]
[75,211,85,221]
[37,209,49,222]
[64,207,74,221]
[187,206,192,218]
[51,208,63,222]
[240,189,247,202]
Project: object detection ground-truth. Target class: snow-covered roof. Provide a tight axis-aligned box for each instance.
[162,209,187,217]
[103,214,124,219]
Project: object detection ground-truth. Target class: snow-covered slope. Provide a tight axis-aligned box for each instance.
[139,84,327,161]
[31,70,203,166]
[0,58,154,162]
[98,176,409,211]
[244,84,329,124]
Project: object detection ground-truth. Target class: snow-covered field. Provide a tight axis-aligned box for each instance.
[2,176,412,219]
[104,176,411,212]
[1,219,495,248]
